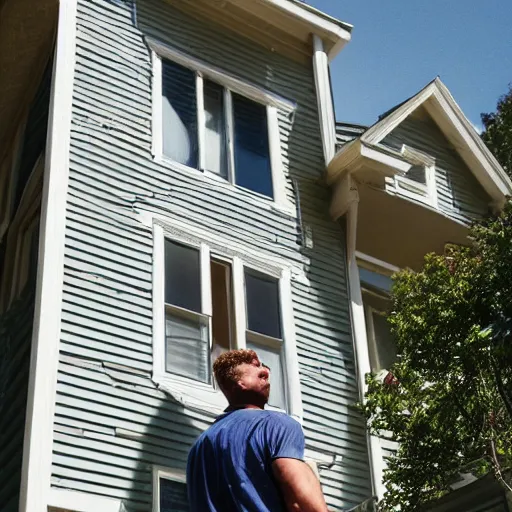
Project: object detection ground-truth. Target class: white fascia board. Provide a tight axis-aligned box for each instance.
[48,489,125,512]
[361,83,437,145]
[360,143,411,174]
[327,139,410,185]
[260,0,352,59]
[362,77,512,203]
[432,84,512,199]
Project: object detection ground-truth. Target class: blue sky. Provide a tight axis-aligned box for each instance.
[309,0,512,131]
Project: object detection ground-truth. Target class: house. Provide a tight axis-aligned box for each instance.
[0,0,377,511]
[329,78,512,503]
[1,0,510,511]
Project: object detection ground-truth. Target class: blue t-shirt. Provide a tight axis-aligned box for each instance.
[187,408,305,512]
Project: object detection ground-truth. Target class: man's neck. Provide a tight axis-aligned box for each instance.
[227,403,265,411]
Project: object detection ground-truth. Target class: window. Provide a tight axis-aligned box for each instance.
[152,222,302,418]
[150,41,294,207]
[395,144,438,208]
[359,265,396,374]
[161,58,273,197]
[153,467,189,512]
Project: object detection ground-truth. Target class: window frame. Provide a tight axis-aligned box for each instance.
[357,252,398,377]
[152,219,302,421]
[149,39,294,211]
[395,144,438,209]
[152,466,187,512]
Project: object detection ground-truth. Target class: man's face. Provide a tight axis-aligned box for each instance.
[236,357,270,405]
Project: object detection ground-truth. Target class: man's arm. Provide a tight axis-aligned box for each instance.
[272,458,329,512]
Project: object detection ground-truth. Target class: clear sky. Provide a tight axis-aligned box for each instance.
[309,0,512,131]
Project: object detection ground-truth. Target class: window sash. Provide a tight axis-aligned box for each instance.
[158,56,276,199]
[153,225,301,419]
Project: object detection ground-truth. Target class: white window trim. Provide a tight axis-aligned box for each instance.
[152,218,303,423]
[153,466,187,512]
[48,489,125,512]
[394,144,438,209]
[149,41,293,213]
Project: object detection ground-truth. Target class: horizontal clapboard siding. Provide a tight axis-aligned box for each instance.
[380,111,491,224]
[53,0,372,509]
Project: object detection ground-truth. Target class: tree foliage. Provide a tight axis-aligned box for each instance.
[481,84,512,177]
[362,202,512,511]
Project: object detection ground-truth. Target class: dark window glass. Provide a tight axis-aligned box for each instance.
[162,59,198,168]
[232,93,273,198]
[164,240,201,312]
[160,478,190,512]
[245,271,281,339]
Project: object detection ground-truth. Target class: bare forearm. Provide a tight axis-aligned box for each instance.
[273,459,329,512]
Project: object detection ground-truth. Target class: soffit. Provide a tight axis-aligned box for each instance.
[0,0,57,155]
[165,0,350,63]
[356,183,469,271]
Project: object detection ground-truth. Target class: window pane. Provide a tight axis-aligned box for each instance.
[203,81,227,178]
[165,240,201,312]
[232,93,273,198]
[211,260,232,359]
[166,311,210,383]
[160,478,190,512]
[245,271,281,339]
[371,312,397,372]
[247,340,285,410]
[407,164,427,184]
[162,59,198,168]
[359,267,393,294]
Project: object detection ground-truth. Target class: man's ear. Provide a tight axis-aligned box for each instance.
[236,379,247,391]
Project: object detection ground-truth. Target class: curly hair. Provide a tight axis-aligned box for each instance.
[213,349,258,392]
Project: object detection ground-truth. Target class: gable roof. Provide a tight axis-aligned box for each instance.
[359,77,512,205]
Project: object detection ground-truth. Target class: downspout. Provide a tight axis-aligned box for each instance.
[344,176,385,501]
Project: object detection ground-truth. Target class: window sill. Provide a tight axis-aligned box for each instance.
[155,154,296,218]
[153,372,228,417]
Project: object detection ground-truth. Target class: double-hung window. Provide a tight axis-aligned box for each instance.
[150,41,294,205]
[153,223,301,418]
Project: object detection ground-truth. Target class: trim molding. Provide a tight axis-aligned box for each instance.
[360,78,512,205]
[312,35,336,165]
[48,489,125,512]
[18,0,78,510]
[344,177,386,499]
[147,37,296,113]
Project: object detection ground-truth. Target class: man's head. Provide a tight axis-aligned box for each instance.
[213,349,270,408]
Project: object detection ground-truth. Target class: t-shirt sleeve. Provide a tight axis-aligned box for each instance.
[265,413,305,461]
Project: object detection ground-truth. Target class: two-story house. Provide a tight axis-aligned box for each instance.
[1,0,511,511]
[0,0,378,511]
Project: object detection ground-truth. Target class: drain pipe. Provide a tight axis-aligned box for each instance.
[343,176,385,500]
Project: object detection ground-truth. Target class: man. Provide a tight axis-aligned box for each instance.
[187,349,329,512]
